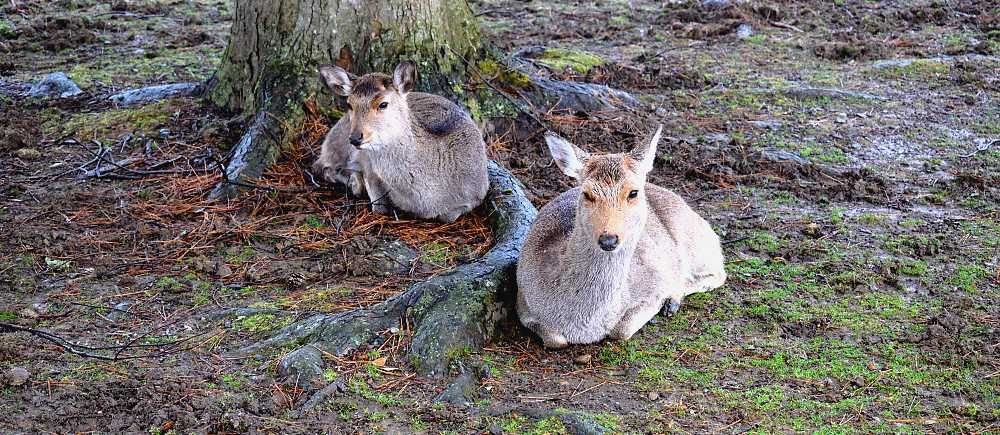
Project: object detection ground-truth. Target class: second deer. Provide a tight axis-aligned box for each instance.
[312,61,489,223]
[516,126,727,348]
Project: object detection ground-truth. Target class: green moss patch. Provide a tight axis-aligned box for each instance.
[534,48,607,74]
[64,99,188,140]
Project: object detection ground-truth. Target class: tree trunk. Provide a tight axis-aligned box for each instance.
[208,0,482,115]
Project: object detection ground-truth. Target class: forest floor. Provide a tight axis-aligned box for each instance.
[1,0,998,433]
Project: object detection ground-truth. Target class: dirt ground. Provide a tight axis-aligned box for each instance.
[2,0,998,433]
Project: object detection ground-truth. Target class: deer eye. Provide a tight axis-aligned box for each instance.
[628,190,639,199]
[377,101,389,110]
[582,191,595,202]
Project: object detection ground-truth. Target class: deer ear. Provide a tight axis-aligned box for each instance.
[545,132,590,179]
[393,60,416,93]
[319,65,353,96]
[630,124,662,174]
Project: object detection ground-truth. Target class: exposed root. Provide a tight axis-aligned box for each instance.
[208,74,307,200]
[108,82,202,108]
[743,86,887,101]
[239,161,536,379]
[523,77,641,113]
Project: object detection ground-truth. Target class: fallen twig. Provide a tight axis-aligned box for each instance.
[0,322,211,361]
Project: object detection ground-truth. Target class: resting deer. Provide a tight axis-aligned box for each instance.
[311,61,489,223]
[516,126,727,348]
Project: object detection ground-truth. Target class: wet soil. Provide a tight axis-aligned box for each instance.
[2,0,999,433]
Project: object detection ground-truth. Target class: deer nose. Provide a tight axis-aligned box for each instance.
[349,133,363,147]
[598,234,619,252]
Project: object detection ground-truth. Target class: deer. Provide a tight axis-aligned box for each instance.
[516,126,727,348]
[311,61,489,223]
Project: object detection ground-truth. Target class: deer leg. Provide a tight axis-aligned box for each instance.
[526,321,568,349]
[611,300,662,341]
[659,296,682,317]
[312,115,352,185]
[437,204,472,223]
[363,173,392,215]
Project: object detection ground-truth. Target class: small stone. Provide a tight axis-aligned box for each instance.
[28,72,82,99]
[433,370,480,406]
[573,354,592,365]
[749,120,782,130]
[835,112,848,124]
[647,391,660,401]
[19,307,39,319]
[106,301,131,322]
[6,367,29,386]
[14,148,41,160]
[700,0,730,9]
[215,262,232,278]
[277,346,325,390]
[802,222,822,238]
[369,240,419,276]
[736,24,753,40]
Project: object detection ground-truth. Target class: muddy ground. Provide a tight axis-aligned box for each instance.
[1,0,998,433]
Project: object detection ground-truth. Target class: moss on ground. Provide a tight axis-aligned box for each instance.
[534,48,606,74]
[63,99,189,140]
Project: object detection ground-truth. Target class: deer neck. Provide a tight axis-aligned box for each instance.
[364,119,415,165]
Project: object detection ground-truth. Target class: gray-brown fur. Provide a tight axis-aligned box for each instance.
[312,61,488,223]
[516,127,727,348]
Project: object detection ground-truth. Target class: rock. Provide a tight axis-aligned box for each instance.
[736,24,753,40]
[835,112,848,124]
[5,367,30,386]
[277,346,325,390]
[647,391,660,401]
[215,262,232,278]
[108,82,198,108]
[700,0,731,9]
[106,301,132,322]
[28,72,82,99]
[704,133,732,146]
[802,222,822,238]
[762,149,810,166]
[573,354,592,365]
[749,120,782,130]
[369,240,419,276]
[947,398,977,417]
[14,148,41,160]
[19,307,39,319]
[434,369,480,407]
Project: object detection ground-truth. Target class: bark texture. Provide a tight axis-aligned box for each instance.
[208,0,482,115]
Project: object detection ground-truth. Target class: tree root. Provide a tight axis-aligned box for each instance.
[108,82,202,107]
[234,161,536,381]
[207,71,307,200]
[523,77,641,113]
[483,404,611,435]
[744,86,886,101]
[504,51,642,115]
